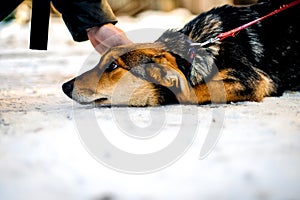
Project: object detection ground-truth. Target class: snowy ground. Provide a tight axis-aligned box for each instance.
[0,10,300,200]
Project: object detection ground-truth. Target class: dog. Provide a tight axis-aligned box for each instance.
[62,0,299,106]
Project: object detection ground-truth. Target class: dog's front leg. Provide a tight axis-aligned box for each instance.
[193,68,276,104]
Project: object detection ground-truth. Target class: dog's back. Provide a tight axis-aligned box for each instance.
[158,0,299,94]
[255,0,300,91]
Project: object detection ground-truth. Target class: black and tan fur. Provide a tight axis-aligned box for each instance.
[62,0,299,106]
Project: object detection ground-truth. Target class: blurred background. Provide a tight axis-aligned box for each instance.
[3,0,258,24]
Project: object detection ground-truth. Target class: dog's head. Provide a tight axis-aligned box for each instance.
[62,29,220,106]
[62,43,195,106]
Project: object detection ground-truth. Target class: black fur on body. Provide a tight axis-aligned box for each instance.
[156,0,300,97]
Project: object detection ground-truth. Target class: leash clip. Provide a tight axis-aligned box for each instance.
[190,37,220,47]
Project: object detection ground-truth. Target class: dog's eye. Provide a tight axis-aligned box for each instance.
[106,62,119,72]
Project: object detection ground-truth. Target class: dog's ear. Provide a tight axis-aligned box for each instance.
[137,52,193,103]
[158,47,217,87]
[156,30,219,87]
[149,52,188,89]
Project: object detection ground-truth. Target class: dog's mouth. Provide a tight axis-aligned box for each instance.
[95,98,109,104]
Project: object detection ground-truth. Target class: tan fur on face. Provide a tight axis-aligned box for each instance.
[70,43,185,106]
[72,65,162,106]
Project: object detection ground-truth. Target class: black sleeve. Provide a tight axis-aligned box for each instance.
[0,0,24,21]
[51,0,118,42]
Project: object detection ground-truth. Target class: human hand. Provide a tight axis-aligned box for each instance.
[86,23,133,54]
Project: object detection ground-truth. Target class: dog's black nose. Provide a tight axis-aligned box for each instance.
[62,78,75,99]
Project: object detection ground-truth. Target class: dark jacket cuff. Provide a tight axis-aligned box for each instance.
[52,0,118,42]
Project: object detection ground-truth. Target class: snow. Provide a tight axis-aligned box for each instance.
[1,9,300,200]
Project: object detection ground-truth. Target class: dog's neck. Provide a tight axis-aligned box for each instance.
[156,30,220,87]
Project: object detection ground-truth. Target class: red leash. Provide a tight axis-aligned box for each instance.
[193,0,300,47]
